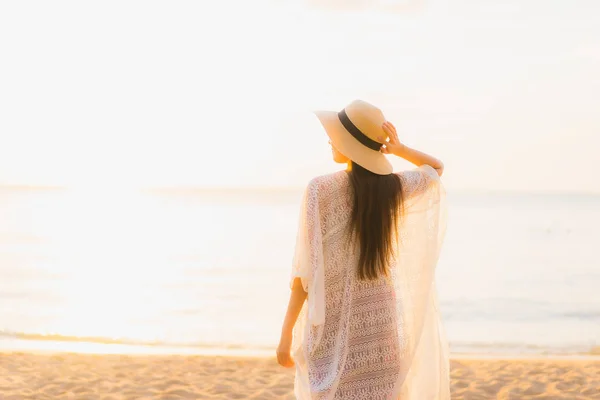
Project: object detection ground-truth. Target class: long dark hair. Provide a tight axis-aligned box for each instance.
[346,161,403,281]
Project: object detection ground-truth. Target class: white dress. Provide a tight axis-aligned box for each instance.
[289,165,449,400]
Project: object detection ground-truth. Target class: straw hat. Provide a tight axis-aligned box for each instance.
[314,100,393,175]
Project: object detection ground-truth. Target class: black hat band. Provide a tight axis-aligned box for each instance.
[337,109,382,151]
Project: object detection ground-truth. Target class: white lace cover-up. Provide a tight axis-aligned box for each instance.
[289,165,449,400]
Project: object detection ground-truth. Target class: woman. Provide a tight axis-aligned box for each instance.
[277,100,449,400]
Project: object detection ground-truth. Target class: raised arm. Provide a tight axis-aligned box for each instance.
[379,121,444,177]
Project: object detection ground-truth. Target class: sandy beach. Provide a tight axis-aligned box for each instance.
[0,352,598,399]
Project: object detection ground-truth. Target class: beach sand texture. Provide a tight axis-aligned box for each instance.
[1,353,599,399]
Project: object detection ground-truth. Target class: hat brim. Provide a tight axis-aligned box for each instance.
[314,110,393,175]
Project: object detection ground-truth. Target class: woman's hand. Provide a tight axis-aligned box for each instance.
[380,120,444,175]
[276,333,295,368]
[379,121,405,156]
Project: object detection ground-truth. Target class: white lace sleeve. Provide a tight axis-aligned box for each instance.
[397,164,442,213]
[391,164,449,399]
[290,179,325,326]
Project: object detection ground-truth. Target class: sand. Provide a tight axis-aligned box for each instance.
[1,352,599,399]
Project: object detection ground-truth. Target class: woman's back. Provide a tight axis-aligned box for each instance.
[275,99,449,399]
[290,165,449,400]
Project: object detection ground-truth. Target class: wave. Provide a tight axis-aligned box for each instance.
[1,330,598,356]
[0,330,274,352]
[450,341,600,356]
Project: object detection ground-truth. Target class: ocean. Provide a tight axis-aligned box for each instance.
[0,185,599,356]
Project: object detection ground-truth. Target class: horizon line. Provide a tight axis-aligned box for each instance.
[1,183,599,197]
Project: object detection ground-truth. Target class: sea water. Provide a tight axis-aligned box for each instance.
[1,185,599,355]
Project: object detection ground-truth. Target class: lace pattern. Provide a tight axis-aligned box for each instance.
[290,165,449,400]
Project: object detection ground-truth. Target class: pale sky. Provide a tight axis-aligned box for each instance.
[1,0,599,192]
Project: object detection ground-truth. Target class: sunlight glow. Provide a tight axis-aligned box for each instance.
[1,0,599,192]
